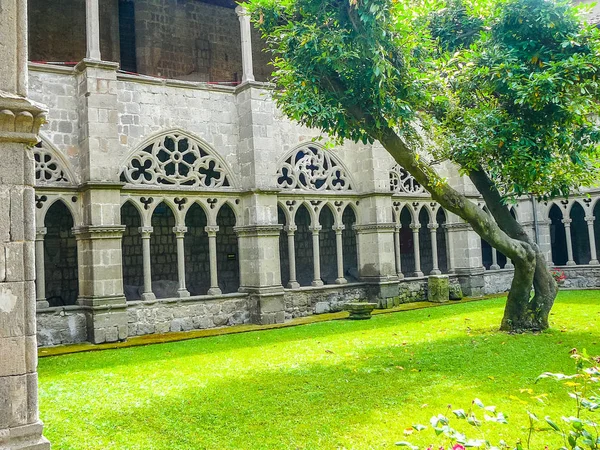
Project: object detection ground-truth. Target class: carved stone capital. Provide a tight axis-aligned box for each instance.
[173,226,188,237]
[427,223,439,230]
[585,216,596,224]
[0,91,47,144]
[205,225,220,236]
[410,224,421,231]
[138,226,154,238]
[561,218,573,225]
[284,225,298,234]
[309,225,322,234]
[332,224,345,233]
[35,227,47,240]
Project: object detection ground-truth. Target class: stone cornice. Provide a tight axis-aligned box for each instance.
[73,225,126,239]
[0,91,47,145]
[74,59,119,73]
[353,222,396,233]
[233,224,283,237]
[79,181,125,192]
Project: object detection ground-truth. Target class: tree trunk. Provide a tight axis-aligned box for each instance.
[469,169,558,331]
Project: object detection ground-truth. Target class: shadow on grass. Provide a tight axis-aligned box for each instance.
[44,327,600,450]
[40,298,507,375]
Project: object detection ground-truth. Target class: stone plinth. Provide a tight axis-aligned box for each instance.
[345,302,376,320]
[428,275,449,303]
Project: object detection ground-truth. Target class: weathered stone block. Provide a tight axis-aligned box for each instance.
[428,275,449,303]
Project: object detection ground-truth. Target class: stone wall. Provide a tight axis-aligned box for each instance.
[28,68,81,172]
[561,265,600,288]
[36,307,88,347]
[284,284,370,319]
[483,269,513,295]
[116,78,240,172]
[126,293,255,336]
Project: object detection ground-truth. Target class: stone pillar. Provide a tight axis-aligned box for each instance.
[139,226,155,301]
[235,6,255,83]
[585,216,599,265]
[34,227,48,309]
[490,247,500,270]
[73,220,127,344]
[285,225,300,289]
[562,218,576,266]
[393,224,404,279]
[429,223,441,275]
[206,226,222,295]
[443,224,453,273]
[85,0,102,60]
[173,226,190,298]
[444,220,485,296]
[505,258,514,270]
[310,225,323,287]
[410,224,424,277]
[333,225,347,284]
[0,2,49,444]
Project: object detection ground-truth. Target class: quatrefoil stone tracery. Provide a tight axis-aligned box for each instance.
[389,164,425,195]
[276,146,352,191]
[120,134,231,188]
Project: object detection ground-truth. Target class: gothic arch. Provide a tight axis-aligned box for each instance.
[119,128,238,189]
[34,135,78,186]
[276,143,356,191]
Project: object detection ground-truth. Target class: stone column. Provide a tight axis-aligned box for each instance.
[86,0,102,60]
[139,226,155,301]
[285,225,300,289]
[333,225,347,284]
[490,247,500,270]
[310,225,324,287]
[444,219,485,296]
[585,216,599,265]
[505,258,514,270]
[562,218,576,266]
[173,226,190,298]
[410,224,424,277]
[235,6,256,83]
[206,226,222,295]
[429,223,441,275]
[442,224,453,273]
[393,224,404,279]
[0,3,49,444]
[34,227,49,309]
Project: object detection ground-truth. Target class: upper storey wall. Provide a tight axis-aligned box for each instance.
[27,0,271,83]
[28,0,120,63]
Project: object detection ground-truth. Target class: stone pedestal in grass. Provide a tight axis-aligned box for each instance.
[345,302,376,320]
[428,275,449,303]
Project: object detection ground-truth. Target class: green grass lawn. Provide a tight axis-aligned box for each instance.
[38,291,600,450]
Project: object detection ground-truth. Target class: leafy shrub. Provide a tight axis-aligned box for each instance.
[396,349,600,450]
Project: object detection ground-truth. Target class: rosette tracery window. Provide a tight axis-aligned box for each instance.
[389,164,426,195]
[120,134,231,188]
[277,146,352,191]
[33,142,72,186]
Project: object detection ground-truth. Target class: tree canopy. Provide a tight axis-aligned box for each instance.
[247,0,600,331]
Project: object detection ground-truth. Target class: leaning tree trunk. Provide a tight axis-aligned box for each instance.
[314,77,556,332]
[469,169,558,331]
[376,129,549,332]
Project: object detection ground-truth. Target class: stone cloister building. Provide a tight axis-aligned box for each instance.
[20,0,600,348]
[0,0,597,448]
